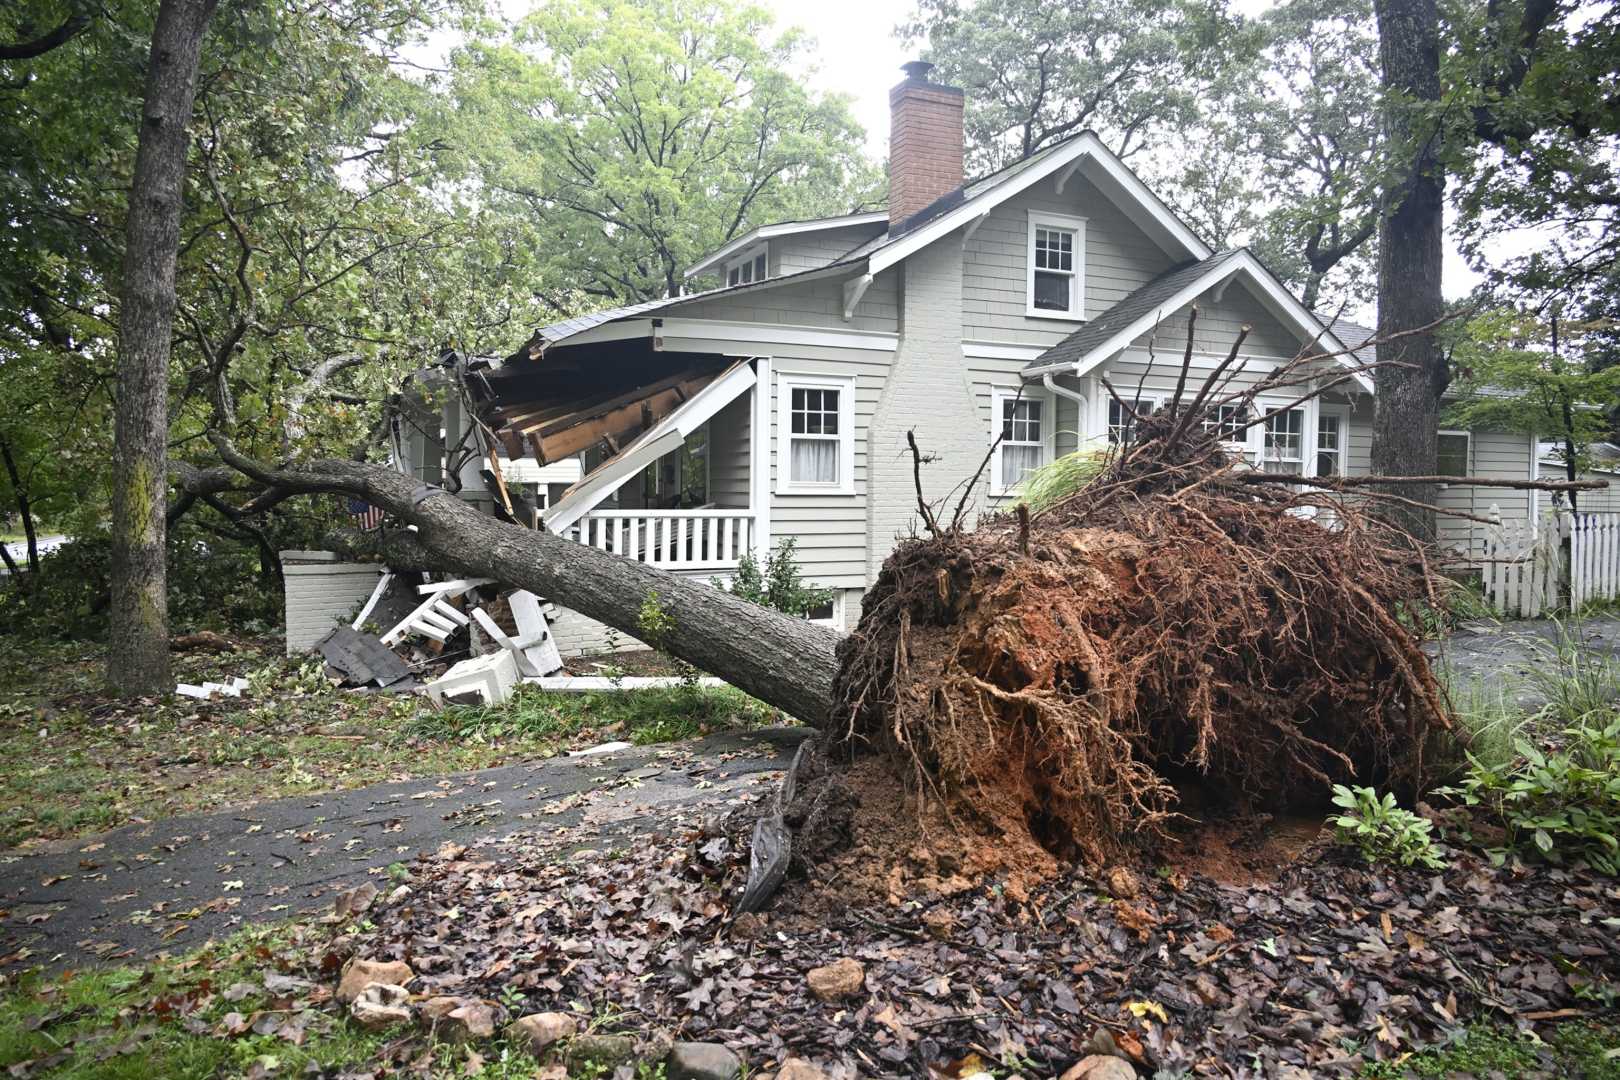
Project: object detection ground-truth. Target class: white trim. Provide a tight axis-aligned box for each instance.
[989,386,1056,496]
[1437,429,1472,480]
[685,211,888,279]
[1027,250,1368,393]
[806,589,844,628]
[1091,390,1162,448]
[868,132,1211,277]
[841,274,873,322]
[1026,210,1087,321]
[963,341,1047,362]
[1315,404,1350,478]
[776,371,856,496]
[544,360,758,532]
[723,244,768,288]
[655,318,898,353]
[752,357,772,561]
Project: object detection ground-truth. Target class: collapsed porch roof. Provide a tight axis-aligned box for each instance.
[542,358,758,533]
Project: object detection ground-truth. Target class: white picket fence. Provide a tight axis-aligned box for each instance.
[1571,511,1620,608]
[1482,508,1620,616]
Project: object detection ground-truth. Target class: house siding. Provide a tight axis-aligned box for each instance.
[1538,467,1620,516]
[1126,280,1303,359]
[962,174,1175,348]
[674,270,899,334]
[771,224,885,276]
[706,392,752,509]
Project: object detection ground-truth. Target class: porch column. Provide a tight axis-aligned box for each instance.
[751,356,772,562]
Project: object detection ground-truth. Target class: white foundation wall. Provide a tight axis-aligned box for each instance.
[281,551,384,654]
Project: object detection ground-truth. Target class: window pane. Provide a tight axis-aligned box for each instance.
[1263,408,1304,462]
[1203,405,1248,441]
[753,253,766,278]
[1437,433,1469,477]
[1001,443,1042,489]
[1000,399,1042,444]
[727,267,739,286]
[791,438,838,483]
[1033,270,1070,311]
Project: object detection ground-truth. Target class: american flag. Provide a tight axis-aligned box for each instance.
[347,498,386,530]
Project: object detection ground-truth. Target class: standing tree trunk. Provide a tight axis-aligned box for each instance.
[1372,0,1448,543]
[108,0,216,695]
[0,436,40,577]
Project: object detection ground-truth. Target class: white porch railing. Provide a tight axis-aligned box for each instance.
[558,509,754,571]
[1571,512,1620,608]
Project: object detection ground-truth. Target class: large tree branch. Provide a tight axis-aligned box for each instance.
[0,7,93,60]
[209,435,842,725]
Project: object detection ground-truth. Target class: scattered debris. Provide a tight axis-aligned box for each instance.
[314,625,414,690]
[566,740,635,757]
[170,630,236,652]
[174,677,249,699]
[424,649,519,707]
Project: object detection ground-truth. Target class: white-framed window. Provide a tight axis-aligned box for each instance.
[991,388,1051,494]
[725,245,768,287]
[1106,396,1159,444]
[1437,430,1470,478]
[1026,211,1086,320]
[805,590,843,628]
[1315,407,1347,477]
[1202,403,1251,446]
[776,373,855,495]
[1261,407,1306,475]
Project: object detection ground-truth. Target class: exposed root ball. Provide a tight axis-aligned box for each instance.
[833,409,1450,873]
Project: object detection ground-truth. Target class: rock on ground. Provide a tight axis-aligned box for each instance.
[507,1011,578,1054]
[773,1060,831,1080]
[349,982,412,1029]
[805,958,864,1002]
[336,957,413,1003]
[667,1041,742,1080]
[1058,1055,1137,1080]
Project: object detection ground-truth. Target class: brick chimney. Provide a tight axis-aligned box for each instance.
[888,60,964,228]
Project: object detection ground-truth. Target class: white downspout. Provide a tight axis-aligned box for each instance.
[1041,373,1089,447]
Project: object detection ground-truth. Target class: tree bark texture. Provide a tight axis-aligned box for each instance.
[0,437,39,576]
[214,443,844,725]
[1372,0,1448,544]
[107,0,217,695]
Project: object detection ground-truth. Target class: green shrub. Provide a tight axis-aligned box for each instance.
[1444,717,1620,873]
[1329,785,1447,869]
[715,537,831,618]
[1018,449,1106,515]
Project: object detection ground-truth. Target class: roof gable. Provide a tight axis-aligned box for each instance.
[1025,249,1367,391]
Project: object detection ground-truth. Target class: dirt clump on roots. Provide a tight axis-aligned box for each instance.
[829,368,1451,891]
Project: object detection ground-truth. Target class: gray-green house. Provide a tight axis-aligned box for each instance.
[408,62,1540,653]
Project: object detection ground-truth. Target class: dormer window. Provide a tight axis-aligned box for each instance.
[1026,211,1085,320]
[726,245,768,287]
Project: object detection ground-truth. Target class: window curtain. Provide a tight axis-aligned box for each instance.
[1001,444,1041,489]
[792,438,838,483]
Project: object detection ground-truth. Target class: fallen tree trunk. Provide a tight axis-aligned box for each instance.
[211,436,842,725]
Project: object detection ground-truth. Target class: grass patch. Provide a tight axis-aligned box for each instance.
[0,925,545,1079]
[0,639,783,848]
[1360,1020,1620,1078]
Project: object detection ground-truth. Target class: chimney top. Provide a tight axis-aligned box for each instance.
[888,60,965,227]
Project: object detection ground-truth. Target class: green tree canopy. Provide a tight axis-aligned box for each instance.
[451,0,882,304]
